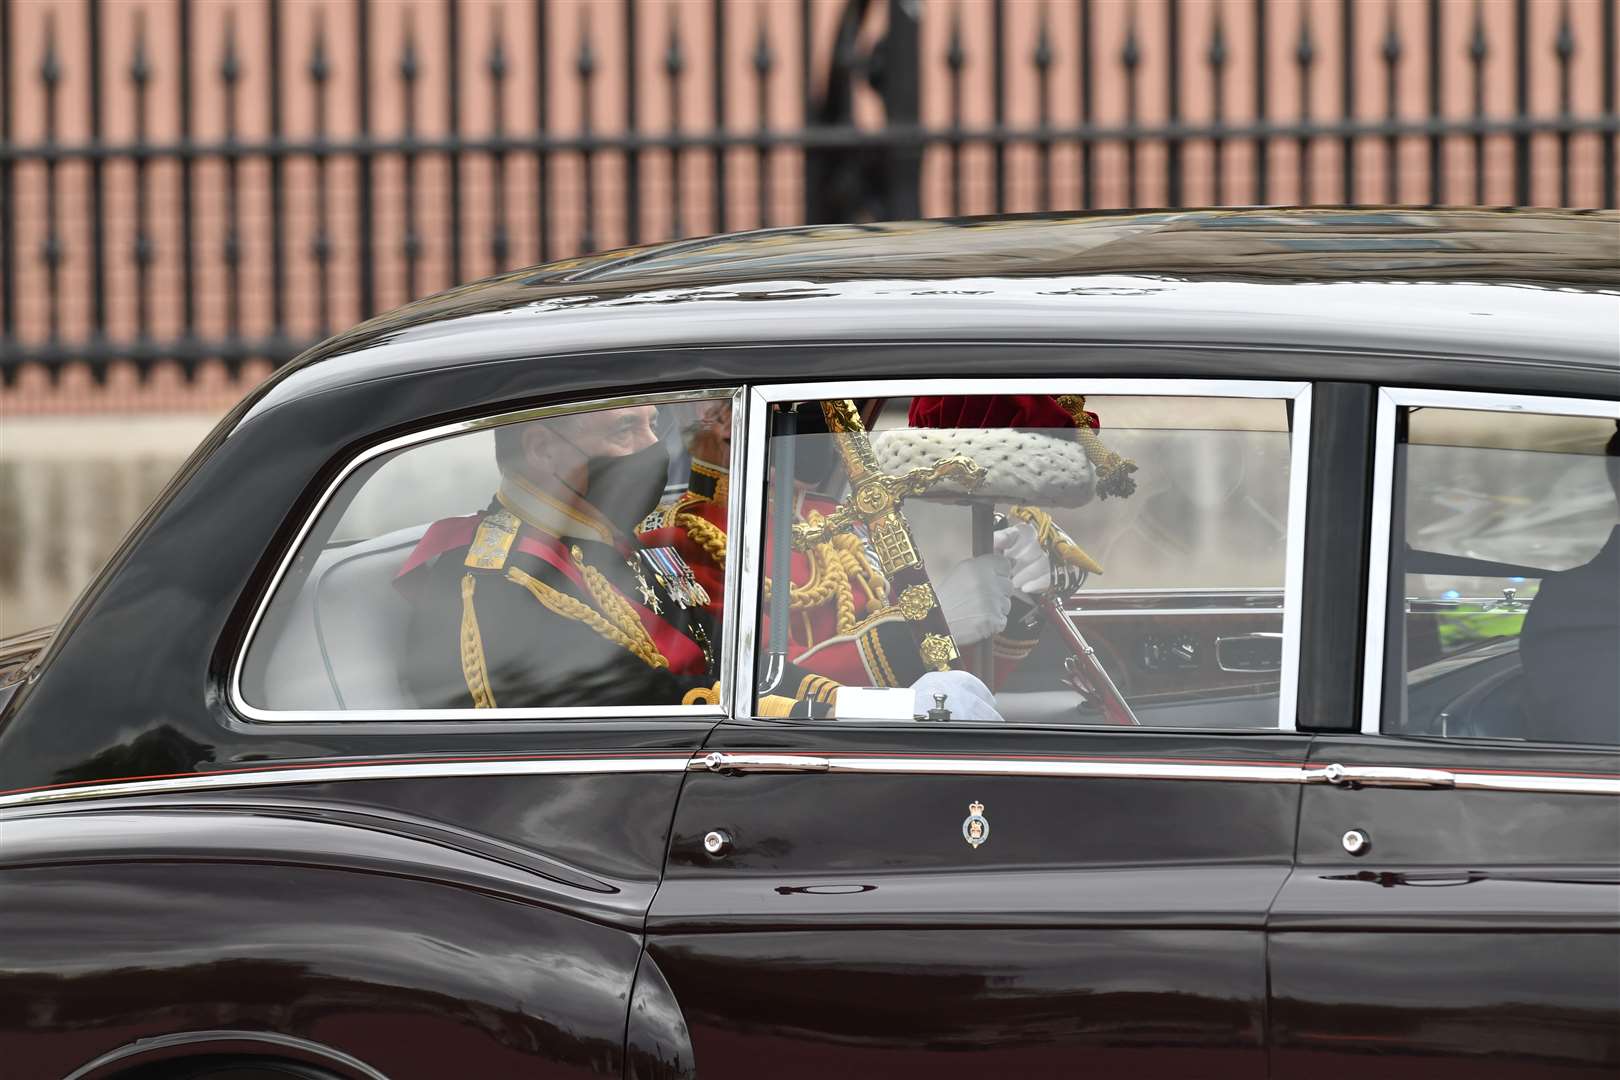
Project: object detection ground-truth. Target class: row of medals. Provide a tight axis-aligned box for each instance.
[630,546,710,614]
[629,546,714,670]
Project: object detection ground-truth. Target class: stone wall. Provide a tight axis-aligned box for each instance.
[0,412,222,635]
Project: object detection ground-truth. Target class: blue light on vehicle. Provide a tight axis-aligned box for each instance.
[1442,589,1461,600]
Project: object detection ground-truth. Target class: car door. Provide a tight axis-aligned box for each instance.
[1,389,748,1080]
[1270,388,1620,1078]
[640,379,1317,1078]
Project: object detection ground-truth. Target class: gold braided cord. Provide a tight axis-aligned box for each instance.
[674,511,729,567]
[827,547,857,635]
[505,565,669,671]
[568,546,673,668]
[832,531,886,602]
[764,542,847,627]
[761,522,886,635]
[1008,505,1105,576]
[675,503,883,636]
[459,574,498,708]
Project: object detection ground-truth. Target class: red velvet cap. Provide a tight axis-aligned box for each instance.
[908,395,1099,431]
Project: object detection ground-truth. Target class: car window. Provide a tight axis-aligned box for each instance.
[1378,399,1620,745]
[237,391,738,716]
[748,390,1304,727]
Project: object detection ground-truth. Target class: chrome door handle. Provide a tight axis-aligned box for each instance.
[696,752,832,774]
[1309,763,1455,789]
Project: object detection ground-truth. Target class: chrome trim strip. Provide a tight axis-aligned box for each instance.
[743,378,1311,730]
[716,385,749,718]
[702,751,831,773]
[1310,763,1620,797]
[230,387,742,724]
[1378,387,1620,419]
[753,378,1314,407]
[1360,388,1400,735]
[1277,384,1311,732]
[693,751,1311,783]
[7,753,1614,812]
[1455,773,1620,796]
[690,752,1618,795]
[730,386,772,710]
[1316,763,1455,789]
[1359,387,1620,737]
[814,758,1312,783]
[0,755,697,811]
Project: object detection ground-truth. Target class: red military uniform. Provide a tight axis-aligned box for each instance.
[642,393,1131,694]
[641,466,1045,690]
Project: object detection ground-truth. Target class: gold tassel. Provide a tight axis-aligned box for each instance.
[1055,394,1139,499]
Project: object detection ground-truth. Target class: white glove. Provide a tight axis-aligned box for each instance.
[936,553,1013,646]
[993,520,1052,597]
[911,670,1004,722]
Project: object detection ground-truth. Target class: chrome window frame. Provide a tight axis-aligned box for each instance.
[231,386,748,723]
[733,378,1314,732]
[1359,387,1620,736]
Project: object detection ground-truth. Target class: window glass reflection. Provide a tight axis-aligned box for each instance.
[750,394,1295,728]
[242,396,736,713]
[1390,406,1619,745]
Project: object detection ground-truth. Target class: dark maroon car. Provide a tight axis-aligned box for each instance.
[2,208,1617,1080]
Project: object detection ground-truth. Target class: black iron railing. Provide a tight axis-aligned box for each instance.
[1,0,1615,384]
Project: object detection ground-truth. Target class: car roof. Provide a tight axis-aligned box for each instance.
[258,207,1618,414]
[538,206,1620,289]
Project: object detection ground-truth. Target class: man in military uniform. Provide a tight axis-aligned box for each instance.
[639,400,1009,693]
[642,396,1116,693]
[397,403,830,713]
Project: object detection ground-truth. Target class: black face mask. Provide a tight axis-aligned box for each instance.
[576,441,671,536]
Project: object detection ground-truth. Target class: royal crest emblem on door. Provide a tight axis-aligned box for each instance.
[961,800,989,849]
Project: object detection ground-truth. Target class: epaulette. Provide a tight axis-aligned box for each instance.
[689,459,730,503]
[465,509,520,570]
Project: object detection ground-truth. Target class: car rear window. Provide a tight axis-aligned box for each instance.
[237,391,738,718]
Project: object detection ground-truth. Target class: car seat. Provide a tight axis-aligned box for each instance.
[252,525,427,711]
